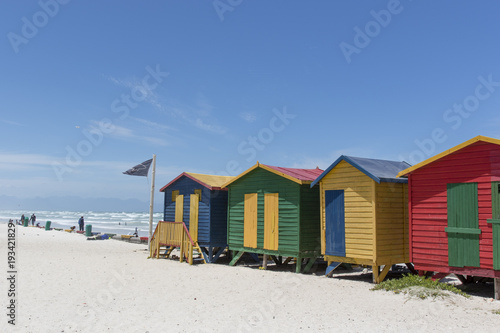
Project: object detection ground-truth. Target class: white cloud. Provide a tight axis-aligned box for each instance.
[106,124,134,139]
[194,118,227,135]
[107,74,226,137]
[0,152,56,165]
[129,117,178,132]
[105,74,163,111]
[154,95,229,136]
[0,151,186,201]
[90,122,169,146]
[240,112,257,123]
[160,103,227,135]
[0,119,23,126]
[0,152,144,175]
[0,153,63,173]
[142,136,170,146]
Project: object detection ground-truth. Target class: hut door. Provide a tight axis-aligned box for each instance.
[264,193,279,250]
[189,194,199,242]
[175,195,184,222]
[324,190,345,257]
[244,193,258,248]
[487,182,500,270]
[445,183,480,267]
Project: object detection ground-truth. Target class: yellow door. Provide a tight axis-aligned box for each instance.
[189,194,199,242]
[244,193,258,248]
[175,195,184,222]
[264,193,279,250]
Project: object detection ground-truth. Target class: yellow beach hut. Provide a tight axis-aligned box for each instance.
[310,155,413,283]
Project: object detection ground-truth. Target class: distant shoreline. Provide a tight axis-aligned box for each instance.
[0,209,163,237]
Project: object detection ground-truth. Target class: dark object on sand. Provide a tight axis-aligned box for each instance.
[85,224,92,237]
[87,234,110,241]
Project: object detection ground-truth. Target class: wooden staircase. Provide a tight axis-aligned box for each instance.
[149,221,206,265]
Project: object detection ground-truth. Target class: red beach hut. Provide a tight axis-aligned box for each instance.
[398,136,500,297]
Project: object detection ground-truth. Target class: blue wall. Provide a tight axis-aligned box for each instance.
[209,190,228,246]
[162,175,227,247]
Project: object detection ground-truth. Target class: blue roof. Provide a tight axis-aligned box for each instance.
[310,155,411,187]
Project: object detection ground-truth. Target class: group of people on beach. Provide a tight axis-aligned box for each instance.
[13,213,139,236]
[18,213,38,226]
[16,213,85,231]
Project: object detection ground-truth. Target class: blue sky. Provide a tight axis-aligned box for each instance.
[1,0,500,209]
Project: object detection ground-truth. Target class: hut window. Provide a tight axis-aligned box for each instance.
[194,189,202,201]
[172,190,179,202]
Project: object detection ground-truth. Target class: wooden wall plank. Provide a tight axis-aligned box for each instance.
[409,142,500,272]
[320,160,374,260]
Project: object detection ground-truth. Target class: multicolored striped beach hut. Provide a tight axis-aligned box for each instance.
[397,136,500,297]
[222,162,323,273]
[158,172,234,263]
[311,156,412,283]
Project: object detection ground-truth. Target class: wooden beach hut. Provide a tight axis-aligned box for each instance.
[310,155,412,283]
[222,162,324,273]
[154,172,234,263]
[397,136,500,297]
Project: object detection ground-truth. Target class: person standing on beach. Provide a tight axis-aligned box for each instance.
[78,216,84,232]
[21,214,25,224]
[30,213,36,226]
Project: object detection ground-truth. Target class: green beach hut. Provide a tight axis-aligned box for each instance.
[222,162,324,273]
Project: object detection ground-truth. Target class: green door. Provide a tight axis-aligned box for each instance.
[487,182,500,270]
[445,183,481,268]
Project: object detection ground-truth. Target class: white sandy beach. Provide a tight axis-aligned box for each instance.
[1,223,500,333]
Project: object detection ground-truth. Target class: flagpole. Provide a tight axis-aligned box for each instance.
[148,154,156,252]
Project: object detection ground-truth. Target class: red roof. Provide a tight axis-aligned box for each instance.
[221,162,325,188]
[263,164,324,182]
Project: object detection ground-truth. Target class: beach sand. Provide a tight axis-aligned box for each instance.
[2,223,500,333]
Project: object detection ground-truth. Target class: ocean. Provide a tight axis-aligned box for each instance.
[0,210,163,237]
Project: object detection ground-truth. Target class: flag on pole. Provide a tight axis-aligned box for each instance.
[123,158,153,177]
[122,155,156,253]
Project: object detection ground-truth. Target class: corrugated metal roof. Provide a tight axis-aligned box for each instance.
[397,135,500,177]
[311,155,411,187]
[263,164,324,182]
[160,172,234,192]
[222,162,324,187]
[185,172,234,188]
